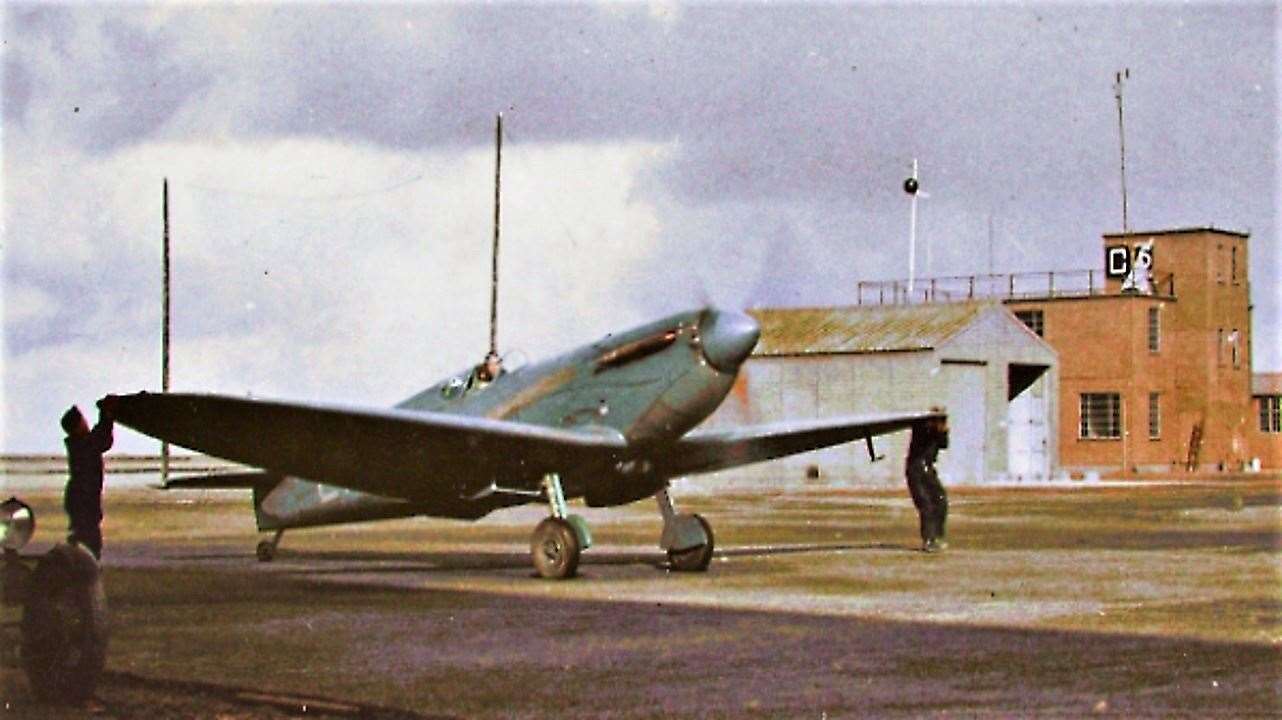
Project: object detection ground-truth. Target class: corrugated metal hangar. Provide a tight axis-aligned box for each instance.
[704,302,1057,485]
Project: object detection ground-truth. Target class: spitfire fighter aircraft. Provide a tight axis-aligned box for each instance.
[111,307,942,579]
[110,118,942,578]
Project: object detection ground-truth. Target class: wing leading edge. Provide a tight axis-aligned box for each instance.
[654,410,944,478]
[112,392,627,502]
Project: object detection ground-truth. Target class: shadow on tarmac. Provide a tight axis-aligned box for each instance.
[168,541,911,576]
[87,560,1282,718]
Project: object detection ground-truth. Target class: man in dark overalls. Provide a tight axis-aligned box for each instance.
[906,416,949,553]
[60,397,116,558]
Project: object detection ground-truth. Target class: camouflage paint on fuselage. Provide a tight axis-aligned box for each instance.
[398,309,736,447]
[257,309,745,527]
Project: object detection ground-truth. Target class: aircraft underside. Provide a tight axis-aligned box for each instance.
[246,472,713,577]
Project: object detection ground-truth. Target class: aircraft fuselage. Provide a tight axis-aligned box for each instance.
[255,308,760,527]
[397,308,756,504]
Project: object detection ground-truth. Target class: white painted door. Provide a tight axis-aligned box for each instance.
[1008,375,1049,480]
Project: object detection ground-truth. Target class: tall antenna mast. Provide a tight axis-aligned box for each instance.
[161,178,171,485]
[987,212,995,275]
[489,114,502,358]
[904,158,920,297]
[1114,68,1130,233]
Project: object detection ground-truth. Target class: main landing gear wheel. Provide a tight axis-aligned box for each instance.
[667,513,714,572]
[531,517,581,579]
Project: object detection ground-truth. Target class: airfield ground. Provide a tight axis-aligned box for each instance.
[2,475,1280,718]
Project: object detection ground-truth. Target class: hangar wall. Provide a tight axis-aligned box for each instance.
[702,303,1057,486]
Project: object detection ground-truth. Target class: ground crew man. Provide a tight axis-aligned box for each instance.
[906,416,949,552]
[60,396,116,558]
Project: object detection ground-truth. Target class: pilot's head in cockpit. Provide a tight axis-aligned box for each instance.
[476,351,503,383]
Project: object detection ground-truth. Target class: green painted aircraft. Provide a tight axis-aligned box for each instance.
[110,310,941,579]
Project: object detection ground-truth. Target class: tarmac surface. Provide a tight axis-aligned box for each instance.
[2,475,1280,718]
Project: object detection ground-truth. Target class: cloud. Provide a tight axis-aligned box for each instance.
[3,283,57,327]
[3,2,1278,450]
[2,134,672,451]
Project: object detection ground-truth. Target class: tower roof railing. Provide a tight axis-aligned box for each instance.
[854,269,1176,306]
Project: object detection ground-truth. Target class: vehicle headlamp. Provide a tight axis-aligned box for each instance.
[0,497,35,551]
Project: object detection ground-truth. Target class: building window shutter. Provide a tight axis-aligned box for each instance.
[1080,393,1122,439]
[1262,397,1281,433]
[1015,309,1044,337]
[1148,393,1160,439]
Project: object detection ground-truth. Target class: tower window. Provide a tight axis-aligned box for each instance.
[1148,393,1161,439]
[1147,307,1160,353]
[1080,393,1121,439]
[1261,396,1281,433]
[1015,309,1044,337]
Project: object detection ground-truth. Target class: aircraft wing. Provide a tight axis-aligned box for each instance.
[111,392,627,502]
[655,410,944,478]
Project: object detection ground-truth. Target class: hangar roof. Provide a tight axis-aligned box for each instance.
[749,302,991,356]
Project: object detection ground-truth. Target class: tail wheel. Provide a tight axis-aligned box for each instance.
[531,517,581,579]
[21,543,109,704]
[256,540,276,563]
[667,514,715,572]
[256,529,284,563]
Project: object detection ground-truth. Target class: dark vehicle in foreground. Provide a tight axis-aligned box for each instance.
[2,497,108,703]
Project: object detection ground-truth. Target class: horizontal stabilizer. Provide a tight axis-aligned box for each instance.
[161,471,274,490]
[659,409,944,478]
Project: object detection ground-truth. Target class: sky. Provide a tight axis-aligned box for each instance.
[2,2,1277,453]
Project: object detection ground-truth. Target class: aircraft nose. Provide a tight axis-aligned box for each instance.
[700,309,760,373]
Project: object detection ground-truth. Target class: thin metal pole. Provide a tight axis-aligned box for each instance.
[1114,69,1130,233]
[489,114,502,358]
[987,212,994,275]
[924,204,932,279]
[161,178,170,485]
[907,158,918,294]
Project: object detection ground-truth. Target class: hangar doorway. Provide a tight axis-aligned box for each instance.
[1008,363,1050,480]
